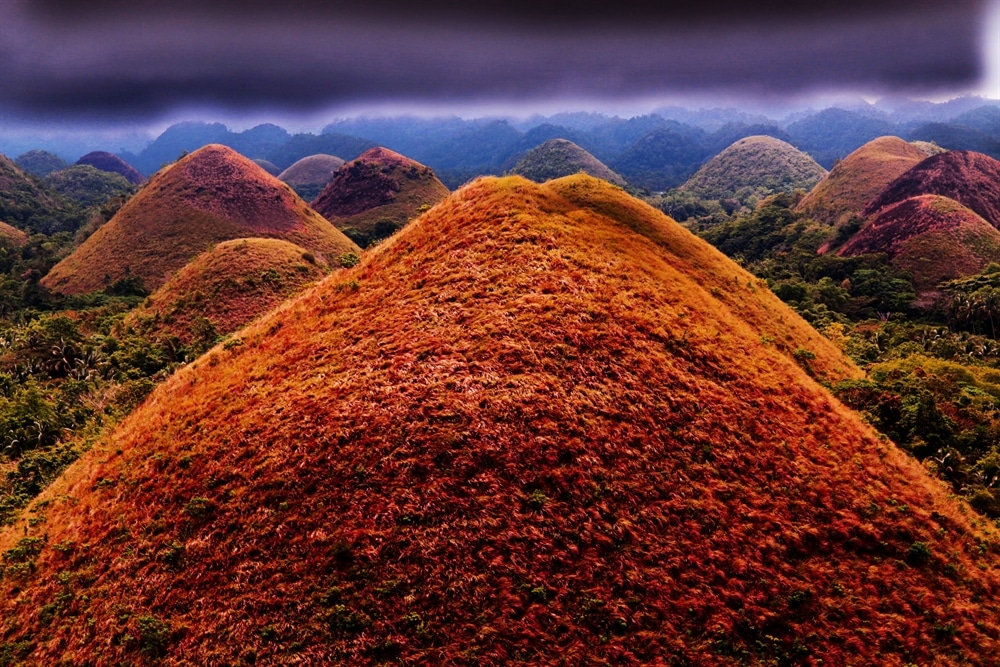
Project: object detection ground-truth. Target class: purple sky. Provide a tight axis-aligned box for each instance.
[0,0,993,122]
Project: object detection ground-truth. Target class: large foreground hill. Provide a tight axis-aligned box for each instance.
[41,145,358,294]
[4,176,1000,665]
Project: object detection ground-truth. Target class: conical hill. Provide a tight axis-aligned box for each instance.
[278,154,345,201]
[311,147,449,247]
[75,151,144,185]
[41,145,359,295]
[862,150,1000,226]
[681,135,827,200]
[797,136,930,227]
[123,238,329,345]
[5,176,1000,665]
[511,138,626,186]
[840,194,1000,297]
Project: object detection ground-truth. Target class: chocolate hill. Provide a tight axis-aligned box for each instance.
[681,135,827,200]
[0,220,29,248]
[797,136,930,227]
[862,150,1000,227]
[41,145,359,295]
[840,195,1000,297]
[278,154,346,201]
[123,238,329,346]
[4,175,1000,665]
[511,138,626,186]
[311,147,449,247]
[76,151,144,185]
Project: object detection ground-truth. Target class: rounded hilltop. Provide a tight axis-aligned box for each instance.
[840,194,1000,298]
[311,146,449,248]
[75,151,144,185]
[278,154,345,201]
[0,220,29,248]
[123,237,330,347]
[862,149,1000,227]
[511,138,627,186]
[41,144,359,295]
[797,135,931,227]
[4,175,1000,665]
[682,135,827,200]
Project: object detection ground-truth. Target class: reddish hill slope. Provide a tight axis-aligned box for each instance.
[311,147,449,247]
[0,220,29,248]
[841,195,1000,295]
[41,145,359,295]
[75,151,144,185]
[5,176,1000,665]
[797,136,930,227]
[123,238,329,345]
[862,150,1000,226]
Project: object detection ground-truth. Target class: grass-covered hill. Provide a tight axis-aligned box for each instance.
[278,154,346,201]
[681,135,827,201]
[14,150,68,178]
[0,154,80,234]
[0,220,29,248]
[510,139,626,186]
[863,150,1000,227]
[41,144,359,295]
[796,136,931,228]
[43,165,136,210]
[75,151,144,185]
[840,194,1000,297]
[253,159,281,176]
[123,238,329,346]
[311,147,449,248]
[7,175,1000,665]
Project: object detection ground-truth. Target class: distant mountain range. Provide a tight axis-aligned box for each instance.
[3,96,997,193]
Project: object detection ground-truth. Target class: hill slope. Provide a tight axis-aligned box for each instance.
[797,136,930,227]
[681,135,827,200]
[0,154,79,234]
[278,154,345,201]
[41,145,359,294]
[75,151,144,185]
[5,176,1000,665]
[511,139,626,186]
[862,150,1000,226]
[0,220,29,248]
[311,147,449,247]
[841,195,1000,295]
[123,238,329,345]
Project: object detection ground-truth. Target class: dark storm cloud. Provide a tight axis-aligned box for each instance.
[0,0,986,119]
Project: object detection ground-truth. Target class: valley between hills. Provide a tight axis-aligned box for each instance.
[1,98,1000,664]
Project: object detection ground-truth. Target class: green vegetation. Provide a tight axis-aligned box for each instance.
[687,190,1000,516]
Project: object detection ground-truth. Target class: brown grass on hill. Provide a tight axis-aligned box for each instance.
[840,194,1000,299]
[278,154,345,187]
[123,237,330,345]
[862,150,1000,228]
[40,144,359,295]
[311,147,449,246]
[798,136,929,229]
[75,151,144,185]
[5,176,1000,665]
[0,220,29,248]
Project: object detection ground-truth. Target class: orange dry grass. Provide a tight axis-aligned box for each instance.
[798,136,929,229]
[0,220,28,248]
[123,237,330,344]
[41,145,359,295]
[3,175,1000,666]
